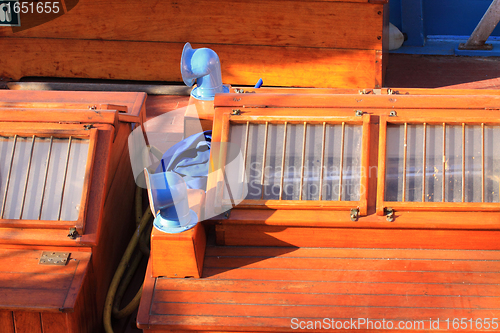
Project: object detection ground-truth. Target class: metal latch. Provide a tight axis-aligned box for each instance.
[385,208,395,222]
[350,208,359,221]
[39,252,70,266]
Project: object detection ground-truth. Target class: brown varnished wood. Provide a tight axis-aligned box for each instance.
[0,1,383,51]
[141,245,500,332]
[151,190,206,278]
[217,225,500,249]
[215,92,500,109]
[136,257,155,331]
[13,312,42,333]
[0,38,381,88]
[0,311,15,333]
[0,91,146,124]
[0,91,145,333]
[0,250,91,312]
[90,144,136,327]
[0,108,119,130]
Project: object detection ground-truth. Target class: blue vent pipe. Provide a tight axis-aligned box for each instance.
[180,42,230,100]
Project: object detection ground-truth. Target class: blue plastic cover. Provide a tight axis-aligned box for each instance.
[155,131,212,191]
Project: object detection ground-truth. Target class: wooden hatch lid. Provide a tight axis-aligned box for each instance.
[0,248,92,313]
[0,90,146,125]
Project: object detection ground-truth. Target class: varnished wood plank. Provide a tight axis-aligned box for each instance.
[13,312,42,333]
[215,93,500,109]
[40,313,69,333]
[219,208,500,229]
[0,1,384,51]
[150,302,500,322]
[136,257,156,330]
[203,256,500,272]
[156,277,500,297]
[153,290,500,310]
[0,91,145,123]
[0,311,15,333]
[202,267,500,284]
[0,289,67,310]
[146,313,497,332]
[204,246,500,260]
[0,38,379,88]
[218,225,500,249]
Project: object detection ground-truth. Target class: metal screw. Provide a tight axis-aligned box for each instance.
[386,208,395,222]
[377,36,382,40]
[389,110,397,117]
[355,110,363,117]
[231,109,241,116]
[350,208,359,221]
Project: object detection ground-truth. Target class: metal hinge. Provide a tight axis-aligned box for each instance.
[39,252,70,266]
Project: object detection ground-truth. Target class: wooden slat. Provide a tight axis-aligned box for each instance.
[0,91,146,123]
[145,247,500,332]
[0,38,379,88]
[156,277,500,297]
[215,93,500,109]
[218,225,500,249]
[203,256,500,272]
[0,0,383,50]
[13,312,42,333]
[0,311,15,333]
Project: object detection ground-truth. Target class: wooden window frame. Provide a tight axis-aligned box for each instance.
[209,108,371,216]
[377,114,500,215]
[0,123,98,234]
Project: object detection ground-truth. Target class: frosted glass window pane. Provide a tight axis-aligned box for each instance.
[485,126,500,203]
[303,124,322,200]
[0,136,14,216]
[2,137,32,219]
[60,139,89,221]
[464,126,481,202]
[322,125,342,201]
[445,125,462,202]
[405,125,424,202]
[245,124,266,200]
[225,124,247,201]
[425,125,443,202]
[40,138,68,220]
[263,124,284,200]
[22,137,51,219]
[385,125,404,201]
[342,125,362,201]
[283,124,304,200]
[0,136,88,221]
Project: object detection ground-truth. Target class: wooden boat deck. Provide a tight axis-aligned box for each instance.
[139,243,500,332]
[132,53,500,333]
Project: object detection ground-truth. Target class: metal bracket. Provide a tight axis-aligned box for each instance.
[39,252,70,266]
[385,208,395,222]
[231,109,241,115]
[67,227,79,239]
[355,110,363,117]
[350,208,359,221]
